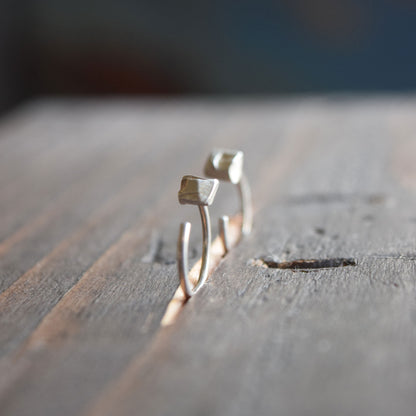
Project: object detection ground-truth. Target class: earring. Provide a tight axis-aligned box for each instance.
[177,175,219,298]
[204,149,253,253]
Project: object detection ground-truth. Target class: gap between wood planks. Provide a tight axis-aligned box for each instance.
[161,215,242,326]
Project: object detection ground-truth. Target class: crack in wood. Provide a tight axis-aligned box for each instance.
[141,231,177,265]
[253,257,357,271]
[140,231,163,263]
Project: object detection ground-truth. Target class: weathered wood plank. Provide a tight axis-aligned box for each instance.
[1,98,416,416]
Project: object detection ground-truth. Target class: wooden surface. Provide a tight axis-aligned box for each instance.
[1,97,416,416]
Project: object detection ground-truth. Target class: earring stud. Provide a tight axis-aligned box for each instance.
[204,149,253,253]
[177,175,219,298]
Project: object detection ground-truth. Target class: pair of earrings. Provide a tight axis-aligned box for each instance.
[177,149,253,298]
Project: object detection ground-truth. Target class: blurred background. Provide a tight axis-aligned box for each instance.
[1,0,416,113]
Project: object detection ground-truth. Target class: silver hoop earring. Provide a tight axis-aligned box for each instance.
[204,149,252,253]
[177,175,219,298]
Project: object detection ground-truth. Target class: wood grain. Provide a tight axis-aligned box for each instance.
[1,97,416,416]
